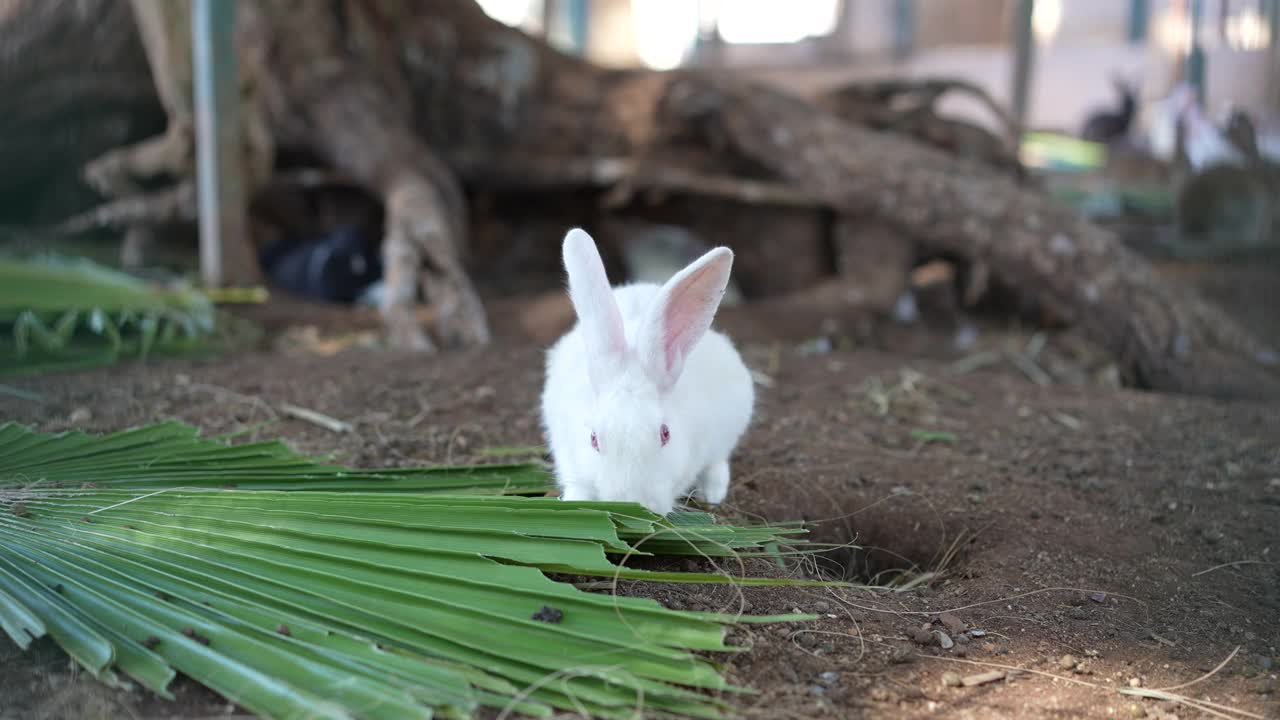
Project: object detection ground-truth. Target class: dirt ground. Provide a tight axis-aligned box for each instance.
[2,257,1279,720]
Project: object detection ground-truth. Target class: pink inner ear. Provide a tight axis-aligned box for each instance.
[661,263,720,375]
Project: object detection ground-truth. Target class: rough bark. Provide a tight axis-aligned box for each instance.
[652,77,1277,398]
[816,77,1027,182]
[0,0,163,224]
[243,0,489,349]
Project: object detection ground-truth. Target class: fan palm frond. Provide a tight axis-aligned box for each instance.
[0,256,256,377]
[0,422,821,719]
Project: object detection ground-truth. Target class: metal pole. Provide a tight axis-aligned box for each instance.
[1128,0,1150,44]
[193,0,255,288]
[893,0,915,60]
[565,0,588,55]
[1186,0,1206,105]
[1009,0,1036,141]
[538,0,553,37]
[1268,0,1280,112]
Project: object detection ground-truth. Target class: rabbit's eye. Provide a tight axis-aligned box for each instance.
[590,431,599,452]
[660,424,670,446]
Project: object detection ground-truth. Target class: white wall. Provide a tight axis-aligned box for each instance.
[746,44,1271,134]
[569,0,1274,132]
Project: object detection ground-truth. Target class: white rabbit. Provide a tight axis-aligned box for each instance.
[540,228,755,515]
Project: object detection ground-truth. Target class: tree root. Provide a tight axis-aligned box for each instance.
[658,76,1280,399]
[58,182,196,235]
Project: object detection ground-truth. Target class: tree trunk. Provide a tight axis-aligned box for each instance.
[653,77,1277,398]
[243,0,491,349]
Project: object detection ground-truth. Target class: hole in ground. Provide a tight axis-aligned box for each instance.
[768,488,973,587]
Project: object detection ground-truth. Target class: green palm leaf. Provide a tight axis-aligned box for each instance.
[0,422,822,719]
[0,256,256,378]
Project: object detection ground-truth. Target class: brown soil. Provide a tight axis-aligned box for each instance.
[2,259,1279,720]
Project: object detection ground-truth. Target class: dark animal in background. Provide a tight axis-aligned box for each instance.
[1224,108,1260,161]
[1081,76,1137,145]
[258,224,383,304]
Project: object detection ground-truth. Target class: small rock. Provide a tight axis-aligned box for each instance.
[961,670,1006,687]
[969,629,987,638]
[1089,592,1107,603]
[909,628,934,646]
[941,671,963,687]
[1069,606,1089,620]
[69,407,92,424]
[812,601,831,613]
[889,644,915,664]
[1128,677,1142,688]
[939,612,966,633]
[899,683,927,701]
[1058,655,1078,671]
[869,687,891,702]
[1125,702,1147,718]
[936,631,955,650]
[1256,654,1275,671]
[808,685,827,697]
[818,671,839,685]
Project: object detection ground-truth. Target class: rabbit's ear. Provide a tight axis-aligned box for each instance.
[638,246,733,392]
[563,228,627,372]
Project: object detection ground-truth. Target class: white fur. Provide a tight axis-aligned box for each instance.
[540,228,755,515]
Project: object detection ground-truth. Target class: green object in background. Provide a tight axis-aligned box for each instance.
[1048,185,1176,219]
[0,256,254,378]
[1020,132,1108,171]
[0,421,821,719]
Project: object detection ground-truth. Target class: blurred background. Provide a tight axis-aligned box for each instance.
[0,0,1277,388]
[484,0,1276,130]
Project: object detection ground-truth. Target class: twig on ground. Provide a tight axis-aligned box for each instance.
[279,403,353,433]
